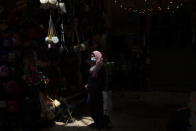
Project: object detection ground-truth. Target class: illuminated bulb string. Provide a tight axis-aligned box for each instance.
[113,0,184,15]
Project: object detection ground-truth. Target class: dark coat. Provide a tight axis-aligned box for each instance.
[87,64,106,126]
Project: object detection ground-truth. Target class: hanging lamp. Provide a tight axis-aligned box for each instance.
[45,15,59,48]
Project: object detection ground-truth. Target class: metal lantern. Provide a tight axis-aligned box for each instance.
[40,0,48,4]
[45,15,59,48]
[49,0,57,5]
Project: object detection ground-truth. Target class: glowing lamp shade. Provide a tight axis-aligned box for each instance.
[40,0,48,4]
[49,0,57,4]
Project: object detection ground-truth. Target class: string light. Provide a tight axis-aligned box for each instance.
[113,0,185,15]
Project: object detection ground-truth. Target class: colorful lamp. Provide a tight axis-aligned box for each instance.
[45,15,59,48]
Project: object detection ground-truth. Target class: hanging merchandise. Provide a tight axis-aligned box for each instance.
[49,0,57,5]
[59,21,68,54]
[40,0,48,4]
[113,0,185,15]
[40,0,57,5]
[57,1,67,14]
[45,15,59,48]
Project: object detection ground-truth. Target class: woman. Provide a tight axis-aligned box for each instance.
[86,50,106,129]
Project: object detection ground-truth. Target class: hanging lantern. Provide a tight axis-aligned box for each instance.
[40,0,48,4]
[57,2,67,14]
[52,36,59,44]
[49,0,57,5]
[45,15,59,48]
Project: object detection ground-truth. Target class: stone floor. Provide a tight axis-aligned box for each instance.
[41,91,173,131]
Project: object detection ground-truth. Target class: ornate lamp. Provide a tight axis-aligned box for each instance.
[40,0,67,49]
[45,15,59,48]
[40,0,57,5]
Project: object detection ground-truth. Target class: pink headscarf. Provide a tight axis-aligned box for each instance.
[92,50,103,77]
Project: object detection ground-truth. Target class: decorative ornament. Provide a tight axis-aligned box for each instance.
[59,21,68,54]
[45,15,59,48]
[40,0,67,50]
[57,2,67,14]
[40,0,58,5]
[52,36,59,44]
[40,0,59,9]
[40,0,48,4]
[49,0,57,5]
[113,0,184,15]
[45,36,49,42]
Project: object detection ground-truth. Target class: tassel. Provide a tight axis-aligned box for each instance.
[45,15,59,46]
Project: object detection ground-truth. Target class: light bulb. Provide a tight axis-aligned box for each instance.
[40,0,48,4]
[49,0,57,5]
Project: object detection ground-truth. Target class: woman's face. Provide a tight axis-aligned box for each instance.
[90,53,96,65]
